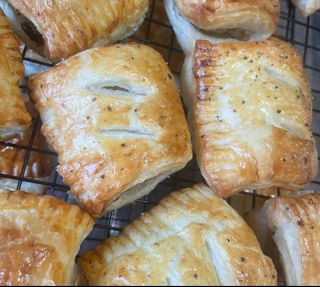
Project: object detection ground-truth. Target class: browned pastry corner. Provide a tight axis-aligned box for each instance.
[0,123,54,193]
[191,38,318,198]
[0,189,94,286]
[265,192,320,286]
[0,8,31,140]
[79,183,277,286]
[2,0,149,61]
[28,43,192,217]
[291,0,320,17]
[175,0,279,38]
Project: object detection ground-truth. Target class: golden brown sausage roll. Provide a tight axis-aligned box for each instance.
[0,190,94,286]
[291,0,320,17]
[0,0,149,61]
[0,8,31,140]
[266,192,320,286]
[79,183,277,286]
[190,38,318,198]
[28,43,192,217]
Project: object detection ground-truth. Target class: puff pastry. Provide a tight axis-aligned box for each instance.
[190,38,318,198]
[291,0,320,17]
[244,204,286,286]
[175,0,279,38]
[164,0,280,56]
[0,124,54,193]
[266,192,320,286]
[0,0,149,61]
[79,183,276,286]
[0,8,31,140]
[0,189,94,286]
[28,43,192,217]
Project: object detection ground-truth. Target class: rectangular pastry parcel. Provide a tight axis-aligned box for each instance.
[192,38,318,198]
[0,0,149,61]
[80,184,276,286]
[28,43,192,217]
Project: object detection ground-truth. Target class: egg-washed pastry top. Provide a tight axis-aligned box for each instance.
[28,43,192,217]
[191,38,318,198]
[79,183,277,286]
[0,190,93,286]
[1,0,149,61]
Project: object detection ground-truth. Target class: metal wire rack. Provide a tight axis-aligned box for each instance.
[0,0,319,254]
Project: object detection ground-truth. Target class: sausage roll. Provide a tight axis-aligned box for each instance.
[79,183,277,286]
[0,189,94,286]
[266,192,320,286]
[164,0,280,55]
[190,38,317,198]
[0,8,31,140]
[28,43,192,217]
[0,0,149,62]
[291,0,320,17]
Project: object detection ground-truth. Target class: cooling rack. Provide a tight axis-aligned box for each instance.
[0,0,319,254]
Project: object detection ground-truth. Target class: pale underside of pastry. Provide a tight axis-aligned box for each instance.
[291,0,320,17]
[0,0,149,62]
[164,0,280,56]
[0,8,31,140]
[266,192,320,286]
[0,190,94,286]
[244,202,286,286]
[79,183,277,286]
[190,38,318,198]
[28,43,192,217]
[243,190,320,286]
